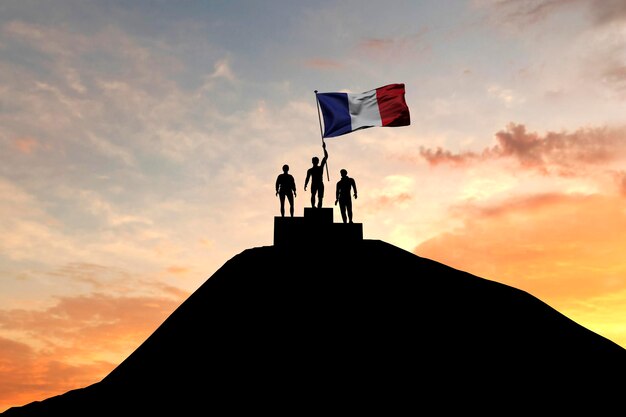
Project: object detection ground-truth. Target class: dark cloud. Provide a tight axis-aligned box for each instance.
[481,0,580,26]
[590,0,626,25]
[419,147,481,166]
[420,123,626,176]
[481,0,626,27]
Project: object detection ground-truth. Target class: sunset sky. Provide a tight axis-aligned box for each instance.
[2,0,626,411]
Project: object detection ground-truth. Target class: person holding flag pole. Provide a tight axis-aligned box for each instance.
[302,90,331,209]
[314,90,331,182]
[304,139,328,209]
[311,83,410,208]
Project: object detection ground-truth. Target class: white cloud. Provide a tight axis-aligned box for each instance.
[460,171,519,201]
[210,58,236,82]
[487,84,525,107]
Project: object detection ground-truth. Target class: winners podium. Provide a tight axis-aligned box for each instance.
[273,208,363,248]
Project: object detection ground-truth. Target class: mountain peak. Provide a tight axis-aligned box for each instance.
[4,239,625,415]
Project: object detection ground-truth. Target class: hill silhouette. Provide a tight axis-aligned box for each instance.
[3,239,626,415]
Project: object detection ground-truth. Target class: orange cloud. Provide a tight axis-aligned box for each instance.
[420,123,626,176]
[0,336,113,413]
[0,292,183,412]
[362,176,414,215]
[419,147,480,166]
[615,171,626,196]
[47,263,128,289]
[416,192,626,297]
[415,193,626,346]
[166,266,189,275]
[364,192,412,213]
[303,58,343,69]
[12,137,39,154]
[360,38,394,50]
[357,30,430,60]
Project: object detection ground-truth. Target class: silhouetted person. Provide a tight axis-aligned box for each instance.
[335,168,357,223]
[304,142,328,208]
[276,164,296,217]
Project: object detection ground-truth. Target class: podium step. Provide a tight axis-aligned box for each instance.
[274,214,362,247]
[303,207,333,223]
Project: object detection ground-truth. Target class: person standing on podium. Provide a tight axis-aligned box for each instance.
[304,142,328,208]
[335,168,357,223]
[275,164,296,217]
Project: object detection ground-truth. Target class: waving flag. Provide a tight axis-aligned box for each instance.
[316,83,410,138]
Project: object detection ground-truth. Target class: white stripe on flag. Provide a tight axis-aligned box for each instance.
[347,89,382,131]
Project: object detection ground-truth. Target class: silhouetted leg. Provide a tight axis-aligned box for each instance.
[310,193,315,208]
[347,199,353,223]
[279,194,286,217]
[287,194,294,217]
[317,198,323,209]
[339,201,347,223]
[318,186,324,208]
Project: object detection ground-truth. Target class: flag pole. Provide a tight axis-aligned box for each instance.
[314,90,330,181]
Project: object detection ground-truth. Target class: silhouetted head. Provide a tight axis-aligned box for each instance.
[312,156,319,166]
[282,164,289,173]
[340,169,347,177]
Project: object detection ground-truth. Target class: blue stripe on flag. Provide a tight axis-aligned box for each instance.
[316,92,352,138]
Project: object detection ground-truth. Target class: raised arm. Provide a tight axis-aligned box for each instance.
[321,142,328,167]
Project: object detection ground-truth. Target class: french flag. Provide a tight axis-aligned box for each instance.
[316,83,410,138]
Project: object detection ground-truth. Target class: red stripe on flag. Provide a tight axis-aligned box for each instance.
[375,83,410,127]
